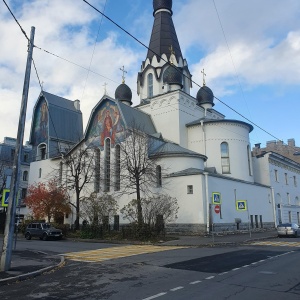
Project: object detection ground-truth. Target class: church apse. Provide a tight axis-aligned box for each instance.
[86,100,126,149]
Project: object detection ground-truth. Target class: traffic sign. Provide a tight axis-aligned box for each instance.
[236,200,247,211]
[214,205,220,214]
[212,192,221,204]
[1,189,10,207]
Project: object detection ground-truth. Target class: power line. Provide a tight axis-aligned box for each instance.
[82,0,282,142]
[2,0,29,41]
[1,0,290,149]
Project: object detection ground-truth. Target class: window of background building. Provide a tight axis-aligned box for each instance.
[187,185,193,194]
[23,171,28,181]
[39,168,42,178]
[221,142,230,174]
[247,145,252,176]
[287,192,290,204]
[274,170,278,182]
[285,173,288,185]
[288,211,292,222]
[294,176,297,187]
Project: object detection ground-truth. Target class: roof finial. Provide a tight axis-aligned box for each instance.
[169,45,175,64]
[120,65,127,84]
[103,82,108,95]
[201,68,207,86]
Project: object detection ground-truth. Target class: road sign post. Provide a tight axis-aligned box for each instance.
[236,200,251,238]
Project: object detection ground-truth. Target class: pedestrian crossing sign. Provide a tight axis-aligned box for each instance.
[1,189,10,207]
[212,192,221,204]
[236,200,247,211]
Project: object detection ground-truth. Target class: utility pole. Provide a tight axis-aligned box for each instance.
[1,26,35,272]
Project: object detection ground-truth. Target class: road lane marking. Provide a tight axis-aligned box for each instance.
[250,241,300,247]
[189,281,202,285]
[170,287,184,291]
[205,276,215,280]
[142,293,167,300]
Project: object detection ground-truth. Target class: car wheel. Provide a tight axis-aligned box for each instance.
[25,233,31,240]
[294,232,298,238]
[42,233,48,241]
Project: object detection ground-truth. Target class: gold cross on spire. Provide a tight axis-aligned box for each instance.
[120,65,127,83]
[201,68,207,86]
[169,45,175,64]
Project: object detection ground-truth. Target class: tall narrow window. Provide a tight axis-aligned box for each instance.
[23,171,28,181]
[287,192,290,204]
[156,165,162,187]
[148,73,153,98]
[293,176,297,187]
[288,211,292,223]
[285,173,288,185]
[94,148,100,193]
[11,149,15,160]
[247,145,252,176]
[115,145,121,191]
[39,168,42,178]
[297,212,300,224]
[274,170,278,182]
[221,142,230,174]
[59,161,63,184]
[104,138,111,192]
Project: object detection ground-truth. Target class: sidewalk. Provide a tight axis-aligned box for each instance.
[0,248,64,285]
[0,229,277,285]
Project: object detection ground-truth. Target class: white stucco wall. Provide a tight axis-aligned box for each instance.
[188,121,254,182]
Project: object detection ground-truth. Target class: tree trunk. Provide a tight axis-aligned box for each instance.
[136,181,143,230]
[74,190,80,230]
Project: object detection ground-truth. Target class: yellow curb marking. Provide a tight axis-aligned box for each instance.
[63,245,187,263]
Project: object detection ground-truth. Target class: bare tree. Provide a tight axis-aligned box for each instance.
[81,192,118,225]
[60,142,96,230]
[120,195,178,227]
[117,126,165,229]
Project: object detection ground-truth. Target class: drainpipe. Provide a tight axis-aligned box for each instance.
[270,187,277,228]
[204,172,210,234]
[201,120,207,167]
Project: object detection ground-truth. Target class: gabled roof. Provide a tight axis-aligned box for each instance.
[84,96,157,138]
[29,91,83,144]
[150,142,207,160]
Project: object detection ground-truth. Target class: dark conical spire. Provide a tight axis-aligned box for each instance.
[146,0,182,62]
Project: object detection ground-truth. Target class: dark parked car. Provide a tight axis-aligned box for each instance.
[25,222,63,241]
[277,223,300,237]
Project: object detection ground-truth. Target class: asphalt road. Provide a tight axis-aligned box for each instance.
[0,238,300,300]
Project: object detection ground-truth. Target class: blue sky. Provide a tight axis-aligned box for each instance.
[0,0,300,149]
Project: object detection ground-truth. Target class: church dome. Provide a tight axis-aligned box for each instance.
[115,83,132,105]
[196,85,215,107]
[163,65,183,88]
[153,0,173,15]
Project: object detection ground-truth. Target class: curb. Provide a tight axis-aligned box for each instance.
[0,255,65,286]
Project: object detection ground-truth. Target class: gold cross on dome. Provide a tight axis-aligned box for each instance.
[201,68,207,86]
[120,66,127,83]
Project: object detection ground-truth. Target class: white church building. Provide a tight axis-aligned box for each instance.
[26,0,300,233]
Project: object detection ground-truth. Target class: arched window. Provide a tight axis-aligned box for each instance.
[148,73,153,98]
[115,145,121,191]
[94,148,100,193]
[221,142,230,174]
[37,143,47,160]
[23,171,28,181]
[104,138,111,192]
[156,165,162,187]
[247,145,252,176]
